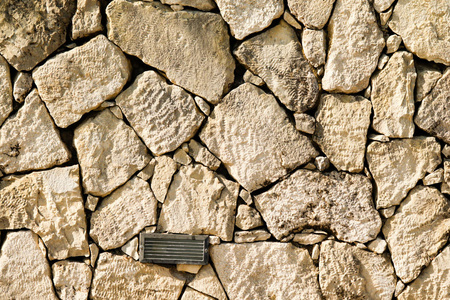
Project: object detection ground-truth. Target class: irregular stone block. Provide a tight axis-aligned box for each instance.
[234,230,271,243]
[52,261,92,300]
[235,205,263,230]
[151,155,178,203]
[287,0,335,29]
[415,61,442,102]
[386,34,402,53]
[12,71,32,104]
[373,0,395,13]
[160,0,216,11]
[0,55,12,126]
[187,140,221,171]
[302,29,327,67]
[188,264,228,300]
[72,0,103,39]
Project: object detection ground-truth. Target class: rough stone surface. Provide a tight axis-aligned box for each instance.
[177,264,202,274]
[243,70,265,86]
[380,7,393,26]
[293,233,327,245]
[315,156,330,171]
[151,155,178,203]
[160,0,216,11]
[319,240,396,300]
[367,137,442,208]
[72,0,103,39]
[415,62,442,102]
[302,29,327,68]
[106,0,235,104]
[378,54,390,70]
[188,264,228,300]
[91,252,185,299]
[194,96,210,116]
[52,261,92,300]
[395,281,406,298]
[200,83,318,192]
[0,55,12,127]
[74,109,150,197]
[173,149,192,165]
[283,11,303,30]
[89,244,99,268]
[116,71,204,155]
[121,237,139,260]
[12,71,32,104]
[211,242,322,300]
[158,164,238,241]
[187,140,221,171]
[423,168,444,186]
[367,237,388,254]
[373,0,395,13]
[322,0,385,93]
[371,51,416,138]
[0,0,76,71]
[90,177,157,250]
[181,287,213,300]
[235,205,263,230]
[33,35,131,128]
[234,21,319,113]
[287,0,335,29]
[386,34,402,54]
[294,113,316,134]
[314,93,371,172]
[137,159,156,181]
[85,195,99,211]
[234,230,271,243]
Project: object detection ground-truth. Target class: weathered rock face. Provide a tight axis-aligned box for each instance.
[158,164,238,241]
[188,264,228,300]
[254,169,381,243]
[200,83,318,192]
[0,55,12,127]
[287,0,335,29]
[0,0,76,71]
[106,0,235,104]
[389,0,450,65]
[187,140,221,171]
[366,137,441,208]
[373,0,395,13]
[314,93,371,172]
[211,242,322,300]
[33,35,130,128]
[52,261,92,300]
[72,0,103,40]
[322,0,385,93]
[234,21,319,113]
[415,68,450,144]
[90,177,157,250]
[181,287,214,300]
[12,71,33,103]
[90,252,185,299]
[235,205,263,230]
[302,29,327,68]
[160,0,216,11]
[74,109,151,197]
[151,155,179,203]
[214,0,283,40]
[234,230,271,243]
[382,186,450,283]
[0,166,89,260]
[415,61,442,102]
[116,71,204,155]
[0,231,57,299]
[371,51,416,138]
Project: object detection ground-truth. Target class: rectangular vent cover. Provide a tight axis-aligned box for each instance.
[139,233,209,265]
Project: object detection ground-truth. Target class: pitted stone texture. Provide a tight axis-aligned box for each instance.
[74,109,150,197]
[0,166,89,260]
[188,140,221,171]
[0,55,12,127]
[367,137,441,208]
[415,62,442,102]
[158,164,238,241]
[72,0,103,39]
[0,90,70,174]
[215,0,284,40]
[254,169,381,243]
[151,155,178,203]
[415,68,450,144]
[91,252,185,300]
[234,230,271,243]
[211,242,322,300]
[200,83,318,192]
[319,240,396,300]
[12,72,32,104]
[161,0,216,11]
[33,35,131,128]
[322,0,385,93]
[386,34,402,54]
[383,186,450,283]
[90,177,157,250]
[106,0,235,104]
[181,287,214,300]
[371,51,416,138]
[0,231,57,299]
[389,0,450,65]
[0,0,75,71]
[314,94,371,173]
[52,261,92,300]
[188,264,227,300]
[287,0,335,29]
[294,113,316,134]
[234,21,319,113]
[373,0,395,13]
[116,71,204,155]
[235,205,263,230]
[302,29,327,68]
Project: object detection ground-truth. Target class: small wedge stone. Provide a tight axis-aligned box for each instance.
[235,230,271,243]
[188,140,221,171]
[161,0,216,11]
[243,70,265,86]
[151,155,178,203]
[423,168,444,186]
[188,264,228,300]
[121,237,139,260]
[415,62,442,102]
[85,195,100,211]
[12,72,32,104]
[235,205,263,230]
[72,0,103,39]
[294,113,316,135]
[287,0,335,29]
[173,149,192,165]
[367,237,387,254]
[386,34,402,54]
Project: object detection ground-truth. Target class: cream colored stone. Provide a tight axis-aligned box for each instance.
[235,205,263,230]
[109,106,123,119]
[121,237,139,260]
[386,34,402,53]
[367,137,441,208]
[383,186,450,283]
[188,264,227,300]
[243,70,265,86]
[177,264,202,274]
[378,54,390,70]
[283,11,302,30]
[151,155,178,203]
[373,0,395,13]
[74,109,150,197]
[72,0,103,39]
[364,85,372,98]
[380,7,393,26]
[322,0,384,93]
[423,168,444,186]
[368,134,390,142]
[235,21,319,113]
[293,233,327,245]
[287,0,335,29]
[445,160,450,184]
[173,149,192,165]
[52,261,92,300]
[294,113,316,135]
[395,281,406,298]
[90,243,99,267]
[311,244,320,260]
[158,164,238,241]
[194,96,210,116]
[415,61,442,102]
[137,159,156,181]
[12,71,32,104]
[302,29,327,68]
[314,156,330,171]
[211,242,322,300]
[0,55,12,126]
[106,0,235,104]
[161,0,216,11]
[239,189,253,205]
[367,237,387,254]
[188,140,221,171]
[235,230,271,243]
[85,195,99,211]
[181,287,214,300]
[200,84,318,192]
[379,206,396,219]
[208,236,221,245]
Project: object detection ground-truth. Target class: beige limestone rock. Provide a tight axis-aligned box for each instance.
[194,96,210,116]
[378,54,390,70]
[379,206,396,219]
[161,0,216,11]
[383,186,450,283]
[380,7,393,26]
[74,109,150,197]
[181,287,214,300]
[371,51,416,138]
[395,281,406,298]
[243,70,265,86]
[235,205,263,230]
[211,242,322,300]
[293,233,327,245]
[0,0,75,71]
[283,11,303,29]
[158,164,238,241]
[367,137,441,208]
[188,140,221,171]
[0,165,89,260]
[0,231,57,299]
[52,261,92,300]
[116,71,204,155]
[85,195,99,211]
[209,236,221,245]
[137,159,156,181]
[367,237,387,254]
[90,243,99,267]
[91,252,185,299]
[368,134,390,142]
[234,21,319,113]
[0,55,12,126]
[173,149,192,165]
[177,264,202,274]
[415,62,442,102]
[319,240,396,300]
[121,237,139,260]
[90,177,157,250]
[0,89,70,174]
[72,0,103,39]
[444,145,450,158]
[373,0,395,13]
[239,189,253,205]
[33,35,130,128]
[294,113,316,134]
[200,83,318,192]
[12,71,32,104]
[415,68,450,144]
[287,0,335,29]
[106,0,235,104]
[423,168,444,186]
[302,29,327,68]
[322,0,385,93]
[151,155,178,203]
[254,169,381,243]
[314,156,330,171]
[312,244,320,260]
[314,94,371,172]
[386,34,402,54]
[234,230,271,243]
[188,264,227,300]
[389,0,450,65]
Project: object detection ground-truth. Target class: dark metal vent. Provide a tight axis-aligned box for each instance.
[139,233,209,265]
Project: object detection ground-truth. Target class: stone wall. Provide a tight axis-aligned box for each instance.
[0,0,449,299]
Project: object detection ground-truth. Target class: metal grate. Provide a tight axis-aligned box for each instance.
[139,233,209,265]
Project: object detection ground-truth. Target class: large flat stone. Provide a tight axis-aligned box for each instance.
[0,55,12,127]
